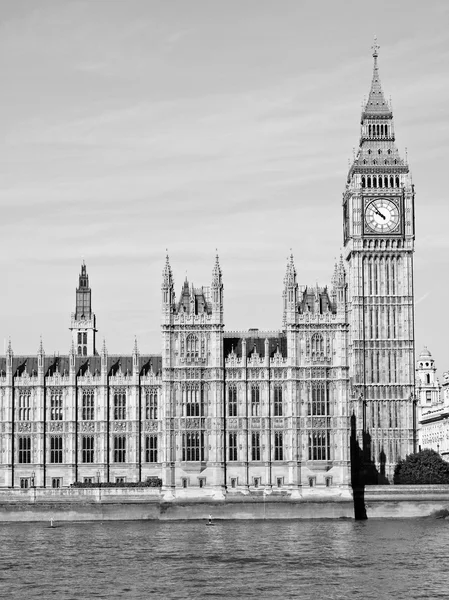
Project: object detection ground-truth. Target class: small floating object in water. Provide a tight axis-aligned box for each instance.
[206,514,215,526]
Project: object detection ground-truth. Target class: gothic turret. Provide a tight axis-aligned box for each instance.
[283,253,297,326]
[162,253,175,321]
[211,253,223,321]
[70,261,97,356]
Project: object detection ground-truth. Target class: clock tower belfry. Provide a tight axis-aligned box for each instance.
[344,40,416,480]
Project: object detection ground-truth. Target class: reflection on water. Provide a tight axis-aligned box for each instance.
[1,519,448,599]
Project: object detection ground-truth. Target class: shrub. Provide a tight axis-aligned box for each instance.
[70,477,162,489]
[394,449,449,484]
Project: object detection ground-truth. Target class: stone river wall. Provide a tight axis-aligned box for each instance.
[0,486,448,522]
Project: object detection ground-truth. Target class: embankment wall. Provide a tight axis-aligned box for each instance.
[0,486,447,522]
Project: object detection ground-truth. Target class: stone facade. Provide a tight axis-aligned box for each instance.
[0,43,417,491]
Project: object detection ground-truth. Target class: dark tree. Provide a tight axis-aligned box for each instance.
[394,449,449,484]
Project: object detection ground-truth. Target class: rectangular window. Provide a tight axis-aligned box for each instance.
[185,385,202,417]
[228,385,237,417]
[254,477,260,488]
[52,478,61,489]
[198,478,205,488]
[274,432,284,461]
[251,385,260,417]
[426,391,432,403]
[50,436,63,464]
[182,432,204,461]
[18,436,31,464]
[18,391,31,421]
[114,391,126,420]
[274,385,282,416]
[82,389,95,420]
[308,431,331,461]
[182,478,188,488]
[276,477,283,488]
[145,389,158,420]
[82,436,94,463]
[309,385,328,416]
[50,391,63,421]
[228,432,237,461]
[230,478,237,489]
[251,432,260,461]
[114,436,126,463]
[145,435,158,463]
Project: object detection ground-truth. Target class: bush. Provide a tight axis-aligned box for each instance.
[70,477,162,489]
[394,449,449,484]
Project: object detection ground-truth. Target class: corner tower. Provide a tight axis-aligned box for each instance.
[70,261,97,356]
[344,40,416,479]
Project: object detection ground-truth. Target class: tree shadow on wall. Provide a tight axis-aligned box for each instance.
[350,413,389,520]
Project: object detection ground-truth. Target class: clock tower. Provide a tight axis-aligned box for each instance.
[344,40,416,480]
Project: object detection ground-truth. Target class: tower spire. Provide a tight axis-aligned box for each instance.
[364,36,390,117]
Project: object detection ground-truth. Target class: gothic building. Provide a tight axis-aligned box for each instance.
[416,348,449,460]
[0,43,417,492]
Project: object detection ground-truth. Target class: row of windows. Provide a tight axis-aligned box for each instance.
[228,432,284,461]
[228,431,331,461]
[17,436,159,464]
[16,433,332,463]
[361,175,400,188]
[15,390,159,422]
[228,385,283,416]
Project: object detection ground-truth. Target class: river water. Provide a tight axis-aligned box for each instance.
[1,518,448,599]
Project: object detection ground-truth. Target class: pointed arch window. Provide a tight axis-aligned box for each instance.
[228,384,237,416]
[18,390,31,421]
[273,384,283,416]
[186,334,199,360]
[145,388,158,420]
[82,388,95,420]
[251,384,260,416]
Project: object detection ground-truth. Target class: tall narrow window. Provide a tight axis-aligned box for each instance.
[186,384,201,417]
[274,432,284,461]
[228,432,237,461]
[82,436,94,463]
[308,383,331,461]
[114,436,126,462]
[82,389,94,420]
[145,435,158,462]
[228,385,237,417]
[50,391,63,421]
[18,391,31,421]
[18,436,31,464]
[50,436,63,464]
[251,385,260,417]
[114,391,126,420]
[273,385,283,416]
[145,389,158,420]
[251,432,260,461]
[186,334,199,360]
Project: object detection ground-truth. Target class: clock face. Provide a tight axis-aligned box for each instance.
[365,198,400,234]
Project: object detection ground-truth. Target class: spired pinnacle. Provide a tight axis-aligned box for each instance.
[133,336,139,355]
[364,36,391,116]
[38,336,44,355]
[101,338,107,355]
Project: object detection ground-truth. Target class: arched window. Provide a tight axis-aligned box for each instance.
[78,346,82,355]
[361,176,366,188]
[83,332,87,344]
[186,334,199,360]
[426,374,430,385]
[367,176,371,188]
[273,384,282,416]
[83,346,87,356]
[145,388,158,419]
[390,176,394,187]
[228,384,237,416]
[82,388,94,420]
[395,176,400,187]
[373,177,377,188]
[251,384,260,416]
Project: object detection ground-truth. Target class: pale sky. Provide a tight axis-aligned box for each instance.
[1,0,449,374]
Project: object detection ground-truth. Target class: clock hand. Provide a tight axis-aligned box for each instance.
[373,206,386,220]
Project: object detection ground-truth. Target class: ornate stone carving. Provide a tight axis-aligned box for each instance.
[81,422,95,432]
[17,422,32,433]
[113,421,127,432]
[49,422,63,432]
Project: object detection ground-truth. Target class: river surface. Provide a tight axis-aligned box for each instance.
[1,518,449,599]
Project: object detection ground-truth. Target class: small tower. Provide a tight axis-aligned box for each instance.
[70,261,97,356]
[282,253,298,327]
[161,253,175,324]
[211,253,223,322]
[416,347,440,412]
